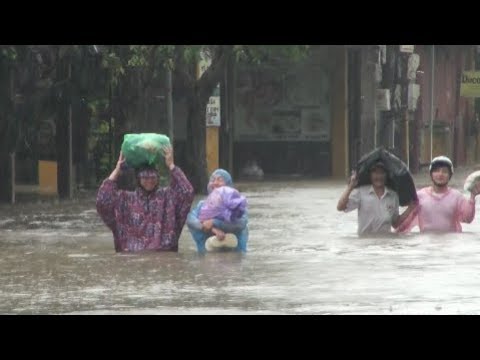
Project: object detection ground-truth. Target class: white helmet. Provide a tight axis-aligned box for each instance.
[429,156,454,174]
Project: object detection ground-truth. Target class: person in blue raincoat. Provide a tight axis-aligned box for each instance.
[187,169,249,253]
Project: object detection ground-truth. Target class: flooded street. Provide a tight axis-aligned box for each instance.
[2,178,480,314]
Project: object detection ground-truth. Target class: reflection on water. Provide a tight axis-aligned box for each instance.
[1,181,480,314]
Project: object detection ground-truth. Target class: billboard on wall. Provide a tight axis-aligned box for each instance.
[234,63,331,142]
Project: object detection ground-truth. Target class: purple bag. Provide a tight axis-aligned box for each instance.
[199,186,247,222]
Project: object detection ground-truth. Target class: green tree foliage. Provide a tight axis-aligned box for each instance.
[0,45,310,201]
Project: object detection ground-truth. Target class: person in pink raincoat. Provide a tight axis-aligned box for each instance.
[397,156,480,233]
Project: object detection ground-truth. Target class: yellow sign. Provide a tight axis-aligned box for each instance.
[460,71,480,97]
[39,160,58,195]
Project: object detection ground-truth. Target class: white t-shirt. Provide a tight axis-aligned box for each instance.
[345,185,400,235]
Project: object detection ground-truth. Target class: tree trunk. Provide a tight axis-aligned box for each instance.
[73,101,90,187]
[56,100,70,198]
[219,57,235,174]
[0,67,16,203]
[56,58,72,198]
[0,152,13,203]
[173,45,234,194]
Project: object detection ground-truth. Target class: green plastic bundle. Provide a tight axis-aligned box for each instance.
[121,133,171,168]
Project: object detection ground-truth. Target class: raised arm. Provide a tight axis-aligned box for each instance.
[163,145,195,237]
[458,193,476,224]
[96,152,127,251]
[96,152,126,228]
[337,171,359,211]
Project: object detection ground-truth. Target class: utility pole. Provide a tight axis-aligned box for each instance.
[68,60,74,198]
[10,67,16,204]
[430,45,435,161]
